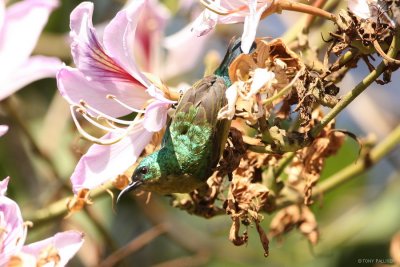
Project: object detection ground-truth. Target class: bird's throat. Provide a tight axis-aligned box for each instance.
[140,173,204,195]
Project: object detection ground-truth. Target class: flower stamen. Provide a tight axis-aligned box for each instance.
[70,106,143,145]
[78,100,136,125]
[106,94,146,113]
[200,0,248,15]
[79,110,123,133]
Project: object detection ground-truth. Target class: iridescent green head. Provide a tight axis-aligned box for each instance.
[116,153,161,202]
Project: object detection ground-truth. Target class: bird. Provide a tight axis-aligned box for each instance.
[117,38,247,200]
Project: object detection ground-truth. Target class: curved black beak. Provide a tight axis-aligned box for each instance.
[116,180,143,203]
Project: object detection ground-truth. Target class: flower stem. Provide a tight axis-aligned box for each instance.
[267,0,336,22]
[303,0,329,34]
[25,184,111,227]
[274,124,400,209]
[282,0,340,44]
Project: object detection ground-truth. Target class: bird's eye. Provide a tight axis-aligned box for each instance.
[140,167,148,175]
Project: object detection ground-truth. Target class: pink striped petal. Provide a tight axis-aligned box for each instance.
[0,0,58,79]
[57,67,149,118]
[70,2,144,86]
[103,0,150,87]
[21,231,84,267]
[70,123,153,193]
[134,0,170,72]
[0,56,62,101]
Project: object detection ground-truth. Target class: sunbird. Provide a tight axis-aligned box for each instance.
[117,38,246,200]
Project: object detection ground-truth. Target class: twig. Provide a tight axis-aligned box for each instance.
[83,206,119,251]
[261,0,336,22]
[310,28,400,138]
[275,124,400,209]
[373,40,400,65]
[314,124,400,196]
[152,251,210,267]
[282,0,340,43]
[262,67,304,105]
[134,195,210,253]
[25,183,112,226]
[302,0,328,34]
[98,223,169,267]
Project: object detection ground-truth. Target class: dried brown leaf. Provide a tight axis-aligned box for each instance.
[269,205,319,245]
[66,189,92,216]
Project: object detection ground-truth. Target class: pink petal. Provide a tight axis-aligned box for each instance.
[70,123,153,193]
[134,0,170,72]
[21,230,84,267]
[143,100,170,132]
[69,2,144,86]
[0,0,58,79]
[0,124,8,137]
[191,0,247,36]
[241,0,270,53]
[191,9,218,36]
[0,176,10,195]
[218,0,249,24]
[163,24,210,79]
[0,177,27,266]
[57,67,149,118]
[103,0,150,87]
[0,1,4,31]
[0,56,62,101]
[146,85,175,104]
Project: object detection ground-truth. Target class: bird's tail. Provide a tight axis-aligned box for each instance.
[213,37,255,86]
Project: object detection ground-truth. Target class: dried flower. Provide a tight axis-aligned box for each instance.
[269,204,319,245]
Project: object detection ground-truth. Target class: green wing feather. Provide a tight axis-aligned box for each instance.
[163,75,230,180]
[159,37,250,180]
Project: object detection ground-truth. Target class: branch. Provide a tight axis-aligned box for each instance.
[314,124,400,196]
[275,124,400,209]
[310,28,400,138]
[25,184,112,226]
[98,223,169,267]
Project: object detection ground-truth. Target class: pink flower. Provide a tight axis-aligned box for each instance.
[57,1,175,194]
[0,177,26,266]
[0,0,63,101]
[0,177,84,266]
[191,0,272,53]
